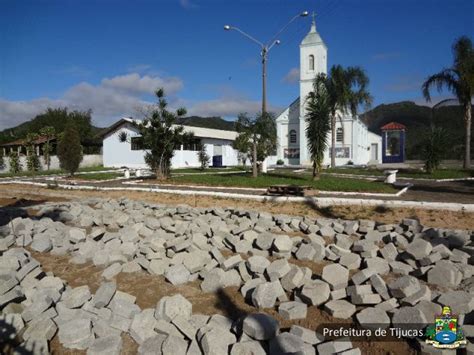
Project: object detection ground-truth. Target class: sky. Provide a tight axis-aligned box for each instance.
[0,0,473,130]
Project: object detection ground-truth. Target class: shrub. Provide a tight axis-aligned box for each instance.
[9,152,22,174]
[197,144,210,170]
[276,159,284,165]
[0,150,5,170]
[423,127,446,173]
[25,134,41,173]
[57,121,83,176]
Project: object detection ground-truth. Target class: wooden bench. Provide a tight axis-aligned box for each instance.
[267,185,310,197]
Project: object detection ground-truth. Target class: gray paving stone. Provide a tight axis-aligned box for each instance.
[278,301,308,320]
[155,294,192,322]
[200,327,236,355]
[162,334,189,355]
[172,314,197,340]
[230,341,266,355]
[369,274,390,301]
[21,296,53,322]
[414,300,442,321]
[438,290,474,315]
[356,307,390,330]
[255,232,275,250]
[388,275,421,299]
[266,258,291,281]
[401,285,431,306]
[69,228,86,244]
[222,255,243,271]
[63,285,91,309]
[93,281,116,308]
[281,266,304,291]
[391,306,428,334]
[290,325,324,345]
[58,318,93,349]
[165,264,191,285]
[339,253,361,270]
[246,255,270,275]
[427,262,462,288]
[138,334,167,355]
[322,264,349,290]
[251,281,282,309]
[87,335,122,355]
[300,280,330,306]
[102,263,122,280]
[351,293,382,305]
[269,332,307,355]
[22,317,57,342]
[242,313,279,340]
[380,243,398,261]
[324,300,356,319]
[273,235,293,253]
[295,243,317,261]
[317,337,353,354]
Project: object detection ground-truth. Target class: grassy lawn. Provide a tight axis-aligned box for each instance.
[0,165,118,178]
[323,167,474,180]
[171,166,247,174]
[70,172,123,180]
[169,172,396,193]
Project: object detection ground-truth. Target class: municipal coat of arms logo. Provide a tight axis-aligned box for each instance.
[425,306,467,349]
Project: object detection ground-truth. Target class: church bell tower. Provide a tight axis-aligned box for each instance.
[299,14,327,165]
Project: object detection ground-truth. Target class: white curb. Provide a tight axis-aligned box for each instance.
[0,180,471,212]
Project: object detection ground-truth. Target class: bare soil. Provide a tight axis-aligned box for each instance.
[31,251,414,355]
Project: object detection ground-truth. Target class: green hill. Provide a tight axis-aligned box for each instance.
[177,116,236,131]
[361,101,472,159]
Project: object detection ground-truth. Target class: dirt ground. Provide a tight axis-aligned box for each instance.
[0,184,473,230]
[0,185,470,354]
[30,251,414,355]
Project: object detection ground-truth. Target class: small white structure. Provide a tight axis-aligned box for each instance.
[102,118,240,169]
[272,17,382,167]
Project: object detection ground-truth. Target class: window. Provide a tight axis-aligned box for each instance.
[131,136,144,150]
[336,128,343,142]
[183,139,201,151]
[289,130,297,144]
[309,55,314,71]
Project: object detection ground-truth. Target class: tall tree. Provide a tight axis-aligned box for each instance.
[57,121,83,176]
[305,73,332,179]
[0,149,5,171]
[39,126,55,170]
[235,112,277,178]
[322,65,372,168]
[25,133,41,173]
[119,88,193,180]
[422,36,474,169]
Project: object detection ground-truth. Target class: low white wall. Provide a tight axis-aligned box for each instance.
[0,154,103,173]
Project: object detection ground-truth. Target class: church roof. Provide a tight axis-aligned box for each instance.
[301,19,325,46]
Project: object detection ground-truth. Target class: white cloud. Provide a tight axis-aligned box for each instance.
[101,73,183,94]
[0,72,282,130]
[0,72,182,129]
[282,67,300,84]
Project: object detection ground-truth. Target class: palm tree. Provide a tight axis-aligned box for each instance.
[325,65,372,168]
[305,73,332,179]
[422,36,474,169]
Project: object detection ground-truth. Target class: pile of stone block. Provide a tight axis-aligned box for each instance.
[0,197,473,354]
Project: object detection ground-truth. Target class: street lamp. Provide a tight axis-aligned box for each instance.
[224,11,308,115]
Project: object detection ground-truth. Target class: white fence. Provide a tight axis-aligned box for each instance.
[0,154,103,173]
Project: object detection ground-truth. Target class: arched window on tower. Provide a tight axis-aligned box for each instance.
[309,55,314,71]
[289,130,297,144]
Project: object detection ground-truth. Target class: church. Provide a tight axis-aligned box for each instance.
[273,18,382,167]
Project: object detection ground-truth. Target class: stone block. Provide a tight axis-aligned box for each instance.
[322,264,349,290]
[279,301,307,320]
[242,313,279,340]
[300,280,330,306]
[324,300,356,319]
[155,294,192,322]
[165,264,191,285]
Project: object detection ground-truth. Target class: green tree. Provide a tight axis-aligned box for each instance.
[305,73,332,179]
[39,126,56,170]
[197,143,210,170]
[25,133,41,173]
[8,152,22,174]
[422,36,474,169]
[320,65,372,168]
[0,149,5,170]
[233,134,251,167]
[235,112,277,178]
[423,126,447,173]
[57,121,83,176]
[119,88,193,180]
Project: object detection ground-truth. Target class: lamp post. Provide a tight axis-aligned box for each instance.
[224,11,309,116]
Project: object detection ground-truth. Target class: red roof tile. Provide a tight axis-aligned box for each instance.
[380,122,406,130]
